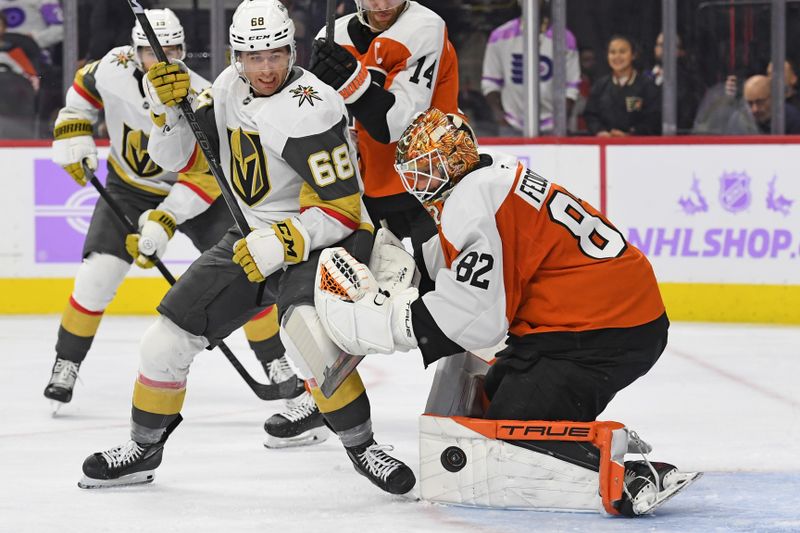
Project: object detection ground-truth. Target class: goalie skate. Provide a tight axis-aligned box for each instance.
[263,391,329,449]
[617,460,702,516]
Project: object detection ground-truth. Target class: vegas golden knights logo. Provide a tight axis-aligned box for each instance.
[121,123,163,177]
[228,127,270,206]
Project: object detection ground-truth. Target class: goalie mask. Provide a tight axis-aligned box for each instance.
[229,0,296,95]
[395,108,480,212]
[132,9,186,67]
[355,0,409,32]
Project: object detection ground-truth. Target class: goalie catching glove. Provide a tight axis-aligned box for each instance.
[314,247,418,355]
[125,209,176,268]
[308,38,371,104]
[52,110,97,186]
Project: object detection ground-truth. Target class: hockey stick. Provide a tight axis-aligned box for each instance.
[314,0,367,398]
[125,0,249,237]
[326,0,336,41]
[83,162,292,401]
[127,0,268,318]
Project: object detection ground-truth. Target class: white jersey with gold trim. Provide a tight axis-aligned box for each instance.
[148,66,369,252]
[63,45,210,196]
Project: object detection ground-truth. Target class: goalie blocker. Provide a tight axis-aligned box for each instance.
[420,353,701,516]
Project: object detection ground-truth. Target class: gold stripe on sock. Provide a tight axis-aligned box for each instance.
[243,306,279,342]
[310,371,366,414]
[133,380,186,415]
[60,298,103,338]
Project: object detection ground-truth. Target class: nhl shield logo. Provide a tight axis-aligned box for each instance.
[228,127,271,206]
[718,171,751,213]
[121,123,163,177]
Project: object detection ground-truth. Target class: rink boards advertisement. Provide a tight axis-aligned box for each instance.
[0,145,204,314]
[605,142,800,324]
[1,140,798,323]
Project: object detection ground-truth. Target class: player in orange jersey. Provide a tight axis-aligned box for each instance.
[308,1,459,279]
[314,109,700,516]
[318,106,668,421]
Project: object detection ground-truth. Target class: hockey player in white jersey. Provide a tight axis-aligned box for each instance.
[77,0,415,496]
[44,8,296,409]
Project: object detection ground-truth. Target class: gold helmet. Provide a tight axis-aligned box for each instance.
[394,108,480,210]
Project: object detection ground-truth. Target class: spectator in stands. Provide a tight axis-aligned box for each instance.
[0,0,62,50]
[739,74,800,134]
[583,35,661,136]
[0,10,39,90]
[569,46,597,134]
[767,59,800,110]
[648,32,704,133]
[481,0,580,135]
[692,74,755,135]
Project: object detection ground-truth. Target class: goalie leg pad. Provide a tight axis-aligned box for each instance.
[420,416,607,512]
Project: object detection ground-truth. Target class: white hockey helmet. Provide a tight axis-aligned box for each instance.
[229,0,295,54]
[355,0,408,31]
[131,8,186,60]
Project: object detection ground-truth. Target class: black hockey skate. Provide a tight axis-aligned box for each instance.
[78,416,182,489]
[43,358,80,404]
[616,460,702,516]
[261,355,305,400]
[263,391,329,448]
[345,439,416,495]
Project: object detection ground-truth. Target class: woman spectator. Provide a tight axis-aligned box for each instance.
[583,35,661,136]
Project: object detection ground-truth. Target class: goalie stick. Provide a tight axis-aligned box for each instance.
[83,161,293,401]
[315,0,365,398]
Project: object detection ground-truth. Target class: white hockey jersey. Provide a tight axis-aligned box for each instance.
[481,19,580,133]
[412,150,665,365]
[148,66,370,260]
[63,46,212,199]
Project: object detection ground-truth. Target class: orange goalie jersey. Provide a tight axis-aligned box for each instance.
[415,150,666,358]
[320,1,459,199]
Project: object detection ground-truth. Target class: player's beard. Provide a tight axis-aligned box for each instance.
[366,5,404,31]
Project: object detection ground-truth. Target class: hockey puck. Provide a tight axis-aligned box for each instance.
[441,446,467,472]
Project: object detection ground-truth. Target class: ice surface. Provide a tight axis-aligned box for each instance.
[1,317,798,532]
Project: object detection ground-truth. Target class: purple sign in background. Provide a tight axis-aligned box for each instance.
[34,159,108,263]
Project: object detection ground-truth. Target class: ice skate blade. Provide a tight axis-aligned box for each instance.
[77,470,156,489]
[637,471,702,515]
[263,427,329,449]
[50,401,64,417]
